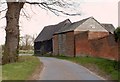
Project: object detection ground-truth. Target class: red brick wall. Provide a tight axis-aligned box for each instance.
[53,31,75,57]
[75,32,118,60]
[89,34,118,60]
[65,31,75,57]
[88,31,109,39]
[53,35,59,55]
[75,31,91,56]
[118,42,120,61]
[54,31,118,60]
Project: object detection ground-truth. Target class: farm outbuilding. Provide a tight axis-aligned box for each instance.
[53,17,118,60]
[34,19,71,55]
[34,17,118,60]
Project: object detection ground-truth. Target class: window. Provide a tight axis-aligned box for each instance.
[90,25,95,28]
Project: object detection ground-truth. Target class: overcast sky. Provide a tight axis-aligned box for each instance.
[0,0,119,45]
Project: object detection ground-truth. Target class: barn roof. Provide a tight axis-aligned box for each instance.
[55,17,115,34]
[34,19,71,42]
[35,17,115,42]
[55,17,90,34]
[101,24,115,34]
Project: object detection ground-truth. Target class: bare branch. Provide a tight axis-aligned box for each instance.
[46,7,81,16]
[21,8,30,20]
[1,1,80,16]
[0,8,7,14]
[40,2,81,16]
[0,26,5,29]
[25,1,81,16]
[0,16,5,20]
[26,1,43,5]
[38,4,48,11]
[1,2,6,4]
[30,5,36,15]
[26,1,68,8]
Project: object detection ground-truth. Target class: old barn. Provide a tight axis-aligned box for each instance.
[53,17,118,60]
[34,19,71,55]
[34,17,118,60]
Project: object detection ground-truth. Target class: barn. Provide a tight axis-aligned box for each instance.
[34,19,71,55]
[34,17,118,60]
[53,17,118,60]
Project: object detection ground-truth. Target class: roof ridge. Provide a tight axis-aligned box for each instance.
[55,17,93,34]
[57,19,71,25]
[101,23,113,25]
[44,19,71,28]
[72,17,91,24]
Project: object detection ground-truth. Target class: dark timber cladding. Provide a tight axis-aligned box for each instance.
[34,19,71,55]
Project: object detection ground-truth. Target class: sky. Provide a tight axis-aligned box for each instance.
[0,0,119,45]
[118,1,120,26]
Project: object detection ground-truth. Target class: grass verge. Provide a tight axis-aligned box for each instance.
[19,50,34,54]
[2,56,41,80]
[55,56,119,80]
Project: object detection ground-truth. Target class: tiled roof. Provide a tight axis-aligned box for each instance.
[56,17,90,34]
[34,19,71,42]
[35,17,115,42]
[56,17,115,33]
[101,24,115,34]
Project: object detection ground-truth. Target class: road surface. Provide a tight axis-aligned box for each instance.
[38,57,103,80]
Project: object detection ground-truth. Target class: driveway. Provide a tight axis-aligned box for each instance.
[38,57,104,80]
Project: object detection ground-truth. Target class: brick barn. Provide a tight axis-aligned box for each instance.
[34,19,71,55]
[53,17,118,60]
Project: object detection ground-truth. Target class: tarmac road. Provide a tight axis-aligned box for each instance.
[38,57,104,80]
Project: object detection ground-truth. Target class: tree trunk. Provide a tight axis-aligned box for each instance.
[2,2,24,64]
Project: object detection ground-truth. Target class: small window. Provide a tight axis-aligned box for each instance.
[90,25,95,28]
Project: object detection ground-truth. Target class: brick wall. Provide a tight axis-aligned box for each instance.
[53,31,75,57]
[53,31,118,60]
[118,42,120,61]
[75,31,118,60]
[75,31,90,56]
[88,31,109,39]
[58,33,67,55]
[65,31,75,56]
[89,34,118,60]
[53,35,59,55]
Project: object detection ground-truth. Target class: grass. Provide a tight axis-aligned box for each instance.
[2,56,41,80]
[55,56,120,80]
[19,50,34,54]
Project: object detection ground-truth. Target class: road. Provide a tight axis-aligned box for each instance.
[38,57,103,80]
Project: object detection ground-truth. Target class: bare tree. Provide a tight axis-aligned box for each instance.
[1,0,81,64]
[20,34,35,50]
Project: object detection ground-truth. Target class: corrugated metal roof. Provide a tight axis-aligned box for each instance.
[101,24,115,34]
[34,19,71,42]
